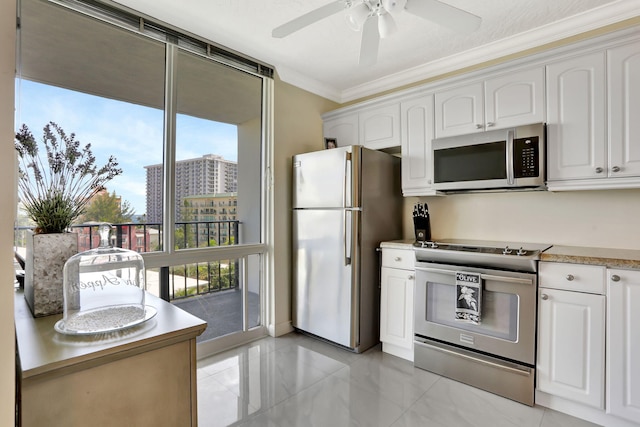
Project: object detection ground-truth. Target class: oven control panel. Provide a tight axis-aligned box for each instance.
[414,242,533,257]
[413,240,552,272]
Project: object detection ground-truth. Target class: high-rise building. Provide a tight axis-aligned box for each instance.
[145,154,238,223]
[182,192,238,245]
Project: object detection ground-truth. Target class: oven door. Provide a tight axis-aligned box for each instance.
[414,262,537,365]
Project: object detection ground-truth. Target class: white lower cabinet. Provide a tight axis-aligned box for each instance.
[537,287,605,409]
[607,268,640,424]
[537,262,640,427]
[537,262,606,409]
[380,246,414,361]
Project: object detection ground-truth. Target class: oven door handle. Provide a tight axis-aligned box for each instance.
[415,266,533,285]
[414,338,532,377]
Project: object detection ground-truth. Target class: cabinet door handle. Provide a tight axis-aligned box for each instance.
[566,274,574,281]
[611,274,620,282]
[612,166,621,173]
[394,256,401,262]
[486,122,495,127]
[408,275,414,280]
[541,294,549,300]
[475,124,483,129]
[595,167,603,173]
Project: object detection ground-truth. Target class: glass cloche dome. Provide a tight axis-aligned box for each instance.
[55,223,156,335]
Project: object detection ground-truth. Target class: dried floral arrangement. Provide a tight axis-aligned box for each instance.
[15,122,123,234]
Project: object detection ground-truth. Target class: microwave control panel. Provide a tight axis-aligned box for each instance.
[513,136,539,178]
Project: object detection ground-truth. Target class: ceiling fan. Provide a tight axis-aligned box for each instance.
[272,0,481,66]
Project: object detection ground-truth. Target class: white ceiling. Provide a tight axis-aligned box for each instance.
[111,0,639,103]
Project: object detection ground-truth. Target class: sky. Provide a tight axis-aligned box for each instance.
[15,79,238,214]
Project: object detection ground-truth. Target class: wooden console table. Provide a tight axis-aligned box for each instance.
[14,290,206,427]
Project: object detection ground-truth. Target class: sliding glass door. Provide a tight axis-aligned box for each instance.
[15,0,271,353]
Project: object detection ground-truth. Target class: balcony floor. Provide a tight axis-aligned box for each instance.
[173,289,260,343]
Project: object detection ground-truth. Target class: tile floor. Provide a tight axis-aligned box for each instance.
[197,332,601,427]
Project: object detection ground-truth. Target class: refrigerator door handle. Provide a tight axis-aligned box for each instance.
[343,151,352,208]
[344,209,352,265]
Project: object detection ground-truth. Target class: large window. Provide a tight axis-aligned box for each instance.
[16,0,272,350]
[174,49,263,248]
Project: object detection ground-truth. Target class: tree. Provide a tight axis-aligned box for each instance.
[81,190,135,224]
[176,199,196,249]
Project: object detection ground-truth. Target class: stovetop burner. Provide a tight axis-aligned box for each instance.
[413,239,552,272]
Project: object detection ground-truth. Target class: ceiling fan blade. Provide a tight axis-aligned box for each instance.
[405,0,481,33]
[359,16,380,66]
[272,1,346,38]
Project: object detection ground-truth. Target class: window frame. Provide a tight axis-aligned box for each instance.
[16,0,274,347]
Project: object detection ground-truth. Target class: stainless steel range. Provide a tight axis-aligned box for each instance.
[413,239,551,406]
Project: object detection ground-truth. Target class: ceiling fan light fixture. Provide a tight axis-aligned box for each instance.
[378,12,397,38]
[345,2,371,31]
[381,0,407,14]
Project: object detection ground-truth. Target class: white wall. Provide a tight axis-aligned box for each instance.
[404,189,640,250]
[272,75,338,336]
[0,0,16,424]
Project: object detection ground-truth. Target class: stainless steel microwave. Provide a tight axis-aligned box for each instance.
[432,123,546,192]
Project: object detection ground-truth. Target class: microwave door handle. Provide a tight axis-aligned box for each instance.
[506,130,515,185]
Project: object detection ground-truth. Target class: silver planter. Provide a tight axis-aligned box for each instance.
[24,231,78,317]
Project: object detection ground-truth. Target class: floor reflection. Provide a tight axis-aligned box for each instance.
[197,332,601,427]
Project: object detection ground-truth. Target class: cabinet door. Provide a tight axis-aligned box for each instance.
[607,268,640,423]
[537,288,605,409]
[401,94,434,195]
[323,113,358,147]
[380,266,414,351]
[485,67,545,130]
[359,103,400,149]
[608,42,640,178]
[434,82,483,138]
[546,52,606,181]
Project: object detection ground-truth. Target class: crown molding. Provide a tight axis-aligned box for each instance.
[275,64,342,102]
[338,0,640,103]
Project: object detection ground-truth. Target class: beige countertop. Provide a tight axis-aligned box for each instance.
[541,245,640,270]
[15,289,207,381]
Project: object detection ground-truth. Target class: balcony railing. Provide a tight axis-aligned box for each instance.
[14,220,240,301]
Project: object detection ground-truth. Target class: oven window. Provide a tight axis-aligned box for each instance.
[426,281,518,341]
[434,141,507,183]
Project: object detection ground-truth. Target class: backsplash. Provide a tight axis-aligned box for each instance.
[403,189,640,250]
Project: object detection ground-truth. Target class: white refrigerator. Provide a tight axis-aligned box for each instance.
[292,145,402,352]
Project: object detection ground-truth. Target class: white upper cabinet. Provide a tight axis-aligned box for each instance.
[321,28,640,195]
[434,82,484,137]
[547,41,640,189]
[485,67,545,130]
[323,102,400,150]
[546,52,607,181]
[608,42,640,178]
[322,113,358,147]
[359,103,401,150]
[401,94,435,196]
[435,67,544,138]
